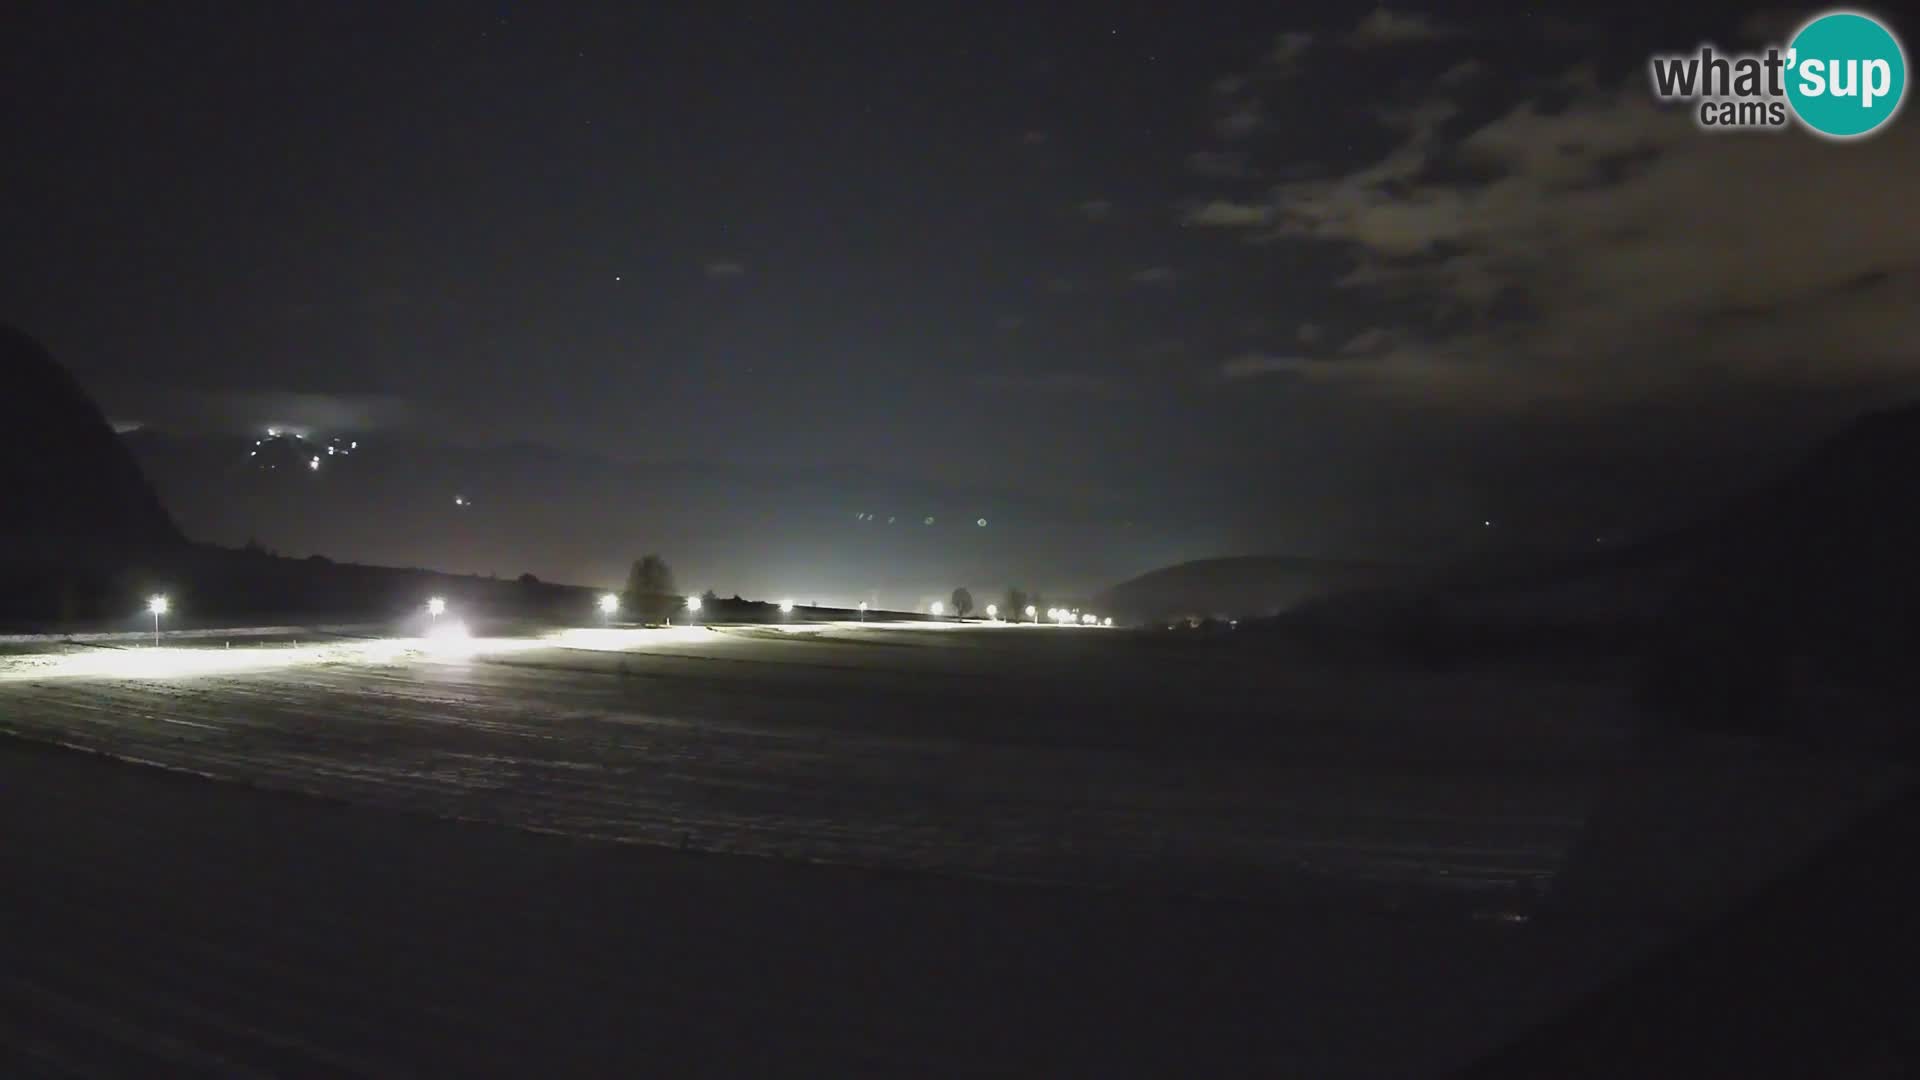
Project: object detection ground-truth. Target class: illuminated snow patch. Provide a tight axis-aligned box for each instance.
[0,643,382,681]
[542,626,715,650]
[0,631,546,682]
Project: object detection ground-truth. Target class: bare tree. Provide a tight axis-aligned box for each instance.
[950,586,974,618]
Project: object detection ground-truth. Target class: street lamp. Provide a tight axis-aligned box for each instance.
[148,594,169,647]
[1103,617,1113,627]
[930,600,945,617]
[779,597,794,615]
[858,600,868,622]
[599,593,619,624]
[427,596,446,628]
[686,595,702,624]
[1025,604,1037,623]
[985,603,998,620]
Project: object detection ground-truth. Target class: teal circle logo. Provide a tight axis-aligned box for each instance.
[1786,11,1907,138]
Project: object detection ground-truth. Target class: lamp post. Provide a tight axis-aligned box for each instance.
[148,594,169,647]
[427,596,446,629]
[686,594,702,625]
[599,593,619,626]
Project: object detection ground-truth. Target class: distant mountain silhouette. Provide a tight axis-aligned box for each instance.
[0,324,181,561]
[1644,400,1920,736]
[1096,555,1413,622]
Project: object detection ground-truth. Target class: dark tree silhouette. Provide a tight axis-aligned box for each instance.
[625,555,678,622]
[1004,588,1028,621]
[950,587,974,618]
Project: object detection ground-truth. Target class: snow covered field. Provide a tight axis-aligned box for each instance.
[0,622,1907,1074]
[0,623,1635,910]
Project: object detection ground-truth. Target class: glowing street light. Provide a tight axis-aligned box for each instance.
[427,596,447,627]
[930,600,945,617]
[147,594,169,646]
[1025,604,1037,622]
[1103,617,1113,627]
[985,603,998,620]
[858,600,868,622]
[599,593,619,624]
[685,595,702,624]
[779,597,794,614]
[1081,613,1096,625]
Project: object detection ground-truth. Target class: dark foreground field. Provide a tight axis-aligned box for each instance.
[0,623,1908,1074]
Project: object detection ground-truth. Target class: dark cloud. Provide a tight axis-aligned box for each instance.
[1185,150,1255,179]
[968,372,1134,399]
[1346,7,1462,48]
[1739,10,1803,43]
[1220,353,1315,380]
[1534,14,1598,43]
[1340,328,1398,355]
[1269,31,1315,69]
[1243,77,1920,407]
[1183,199,1273,228]
[1434,59,1486,88]
[1215,100,1262,140]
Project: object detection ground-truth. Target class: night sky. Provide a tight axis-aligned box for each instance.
[6,2,1917,604]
